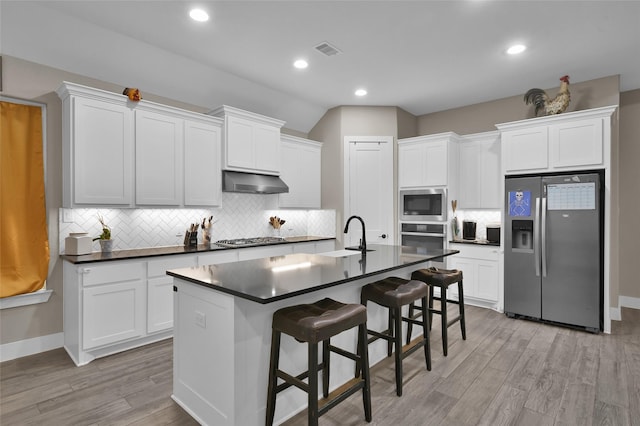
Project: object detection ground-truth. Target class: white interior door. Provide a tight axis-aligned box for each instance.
[344,136,394,247]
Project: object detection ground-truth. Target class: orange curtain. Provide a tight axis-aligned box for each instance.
[0,101,50,298]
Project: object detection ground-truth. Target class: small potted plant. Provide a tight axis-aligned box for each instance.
[93,215,113,252]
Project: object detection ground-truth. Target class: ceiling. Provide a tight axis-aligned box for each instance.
[2,1,639,132]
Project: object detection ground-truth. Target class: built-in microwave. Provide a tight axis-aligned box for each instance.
[399,188,447,222]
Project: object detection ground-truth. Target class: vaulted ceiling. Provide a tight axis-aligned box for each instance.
[2,1,639,132]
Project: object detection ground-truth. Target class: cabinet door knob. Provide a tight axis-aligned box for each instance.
[379,234,387,239]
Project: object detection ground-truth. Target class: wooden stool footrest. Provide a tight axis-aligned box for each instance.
[318,377,366,414]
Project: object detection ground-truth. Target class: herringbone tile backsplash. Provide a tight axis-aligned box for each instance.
[58,193,336,253]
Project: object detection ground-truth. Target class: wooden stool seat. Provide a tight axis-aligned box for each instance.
[409,267,466,357]
[266,298,372,426]
[360,277,431,397]
[273,298,367,343]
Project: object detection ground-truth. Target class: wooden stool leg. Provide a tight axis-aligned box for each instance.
[458,280,466,340]
[428,285,434,330]
[358,323,372,422]
[322,339,330,398]
[420,295,431,371]
[387,308,394,357]
[266,330,281,426]
[356,296,366,378]
[308,342,319,426]
[441,286,448,357]
[406,302,415,345]
[393,307,403,396]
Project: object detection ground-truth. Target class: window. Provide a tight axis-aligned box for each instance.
[0,98,51,307]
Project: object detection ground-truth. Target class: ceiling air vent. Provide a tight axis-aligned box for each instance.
[314,41,342,56]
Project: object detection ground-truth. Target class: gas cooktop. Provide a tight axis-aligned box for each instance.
[215,237,287,248]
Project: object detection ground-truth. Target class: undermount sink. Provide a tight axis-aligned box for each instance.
[344,247,375,252]
[317,249,365,257]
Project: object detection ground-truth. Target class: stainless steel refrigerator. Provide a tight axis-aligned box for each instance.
[504,172,603,332]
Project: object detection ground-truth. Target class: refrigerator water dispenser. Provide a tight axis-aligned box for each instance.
[511,220,533,251]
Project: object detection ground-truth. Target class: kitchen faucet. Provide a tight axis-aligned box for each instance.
[344,215,367,253]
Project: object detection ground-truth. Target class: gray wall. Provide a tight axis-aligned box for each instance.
[1,55,636,349]
[309,106,401,244]
[0,56,246,345]
[619,89,640,300]
[416,76,620,135]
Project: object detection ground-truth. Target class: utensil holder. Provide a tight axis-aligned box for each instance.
[202,228,212,245]
[184,230,198,247]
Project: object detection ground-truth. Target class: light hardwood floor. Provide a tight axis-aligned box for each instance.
[1,306,638,425]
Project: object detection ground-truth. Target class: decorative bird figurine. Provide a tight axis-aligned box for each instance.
[122,87,142,101]
[524,75,570,116]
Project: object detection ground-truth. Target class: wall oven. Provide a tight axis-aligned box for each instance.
[399,188,447,222]
[400,223,446,267]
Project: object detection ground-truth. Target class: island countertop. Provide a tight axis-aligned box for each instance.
[167,244,459,304]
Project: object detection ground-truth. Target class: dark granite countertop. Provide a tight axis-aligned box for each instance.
[61,236,335,264]
[167,244,459,304]
[449,239,500,247]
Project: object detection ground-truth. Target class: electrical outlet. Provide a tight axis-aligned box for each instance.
[62,209,74,223]
[195,311,206,328]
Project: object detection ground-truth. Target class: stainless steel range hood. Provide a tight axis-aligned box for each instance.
[222,171,289,194]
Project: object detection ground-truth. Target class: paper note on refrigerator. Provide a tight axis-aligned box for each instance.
[547,182,596,210]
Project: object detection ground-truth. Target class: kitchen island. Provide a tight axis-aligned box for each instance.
[167,244,458,425]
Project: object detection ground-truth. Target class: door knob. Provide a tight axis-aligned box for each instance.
[379,234,387,239]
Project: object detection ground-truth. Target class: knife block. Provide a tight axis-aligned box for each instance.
[184,230,198,247]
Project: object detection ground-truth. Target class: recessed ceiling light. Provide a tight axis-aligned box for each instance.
[293,59,308,69]
[355,88,367,97]
[189,8,209,22]
[507,44,527,55]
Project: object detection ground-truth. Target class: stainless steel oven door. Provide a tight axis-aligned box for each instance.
[400,223,446,267]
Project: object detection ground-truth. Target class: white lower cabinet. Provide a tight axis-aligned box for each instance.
[447,244,500,310]
[147,255,198,334]
[64,259,153,366]
[63,240,336,365]
[197,250,240,266]
[83,280,145,349]
[147,277,175,333]
[292,240,335,254]
[238,244,293,261]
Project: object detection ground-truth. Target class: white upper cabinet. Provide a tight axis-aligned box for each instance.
[57,82,223,208]
[501,125,548,172]
[135,109,183,206]
[398,132,459,189]
[57,85,134,207]
[458,131,501,209]
[209,105,285,175]
[184,119,223,207]
[497,106,617,175]
[279,135,322,209]
[549,118,603,168]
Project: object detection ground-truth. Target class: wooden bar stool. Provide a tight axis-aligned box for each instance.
[408,267,466,356]
[265,298,372,426]
[360,276,431,397]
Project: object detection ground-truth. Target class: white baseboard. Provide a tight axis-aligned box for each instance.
[619,296,640,310]
[610,307,622,321]
[0,332,63,362]
[610,296,640,322]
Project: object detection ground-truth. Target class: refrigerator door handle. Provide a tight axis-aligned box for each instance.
[534,197,541,277]
[541,197,547,277]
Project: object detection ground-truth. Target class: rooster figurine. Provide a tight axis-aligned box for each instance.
[524,75,570,116]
